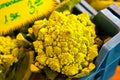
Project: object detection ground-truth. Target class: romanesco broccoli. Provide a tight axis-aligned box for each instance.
[0,35,32,80]
[0,36,18,67]
[30,10,99,78]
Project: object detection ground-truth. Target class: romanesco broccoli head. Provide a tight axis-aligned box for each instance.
[31,10,99,78]
[0,36,18,66]
[0,35,30,76]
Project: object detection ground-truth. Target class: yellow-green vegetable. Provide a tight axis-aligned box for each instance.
[0,36,18,68]
[0,35,33,80]
[30,10,99,78]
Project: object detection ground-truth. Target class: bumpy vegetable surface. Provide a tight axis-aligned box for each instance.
[0,36,18,77]
[0,35,32,80]
[0,37,18,66]
[30,11,99,78]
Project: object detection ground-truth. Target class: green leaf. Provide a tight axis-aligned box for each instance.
[56,0,81,12]
[44,67,58,80]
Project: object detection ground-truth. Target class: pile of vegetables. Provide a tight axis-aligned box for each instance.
[0,0,106,80]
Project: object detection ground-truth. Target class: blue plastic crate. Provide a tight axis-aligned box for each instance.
[74,1,120,80]
[78,32,120,80]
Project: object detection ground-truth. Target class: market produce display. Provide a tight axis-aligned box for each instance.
[0,0,106,80]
